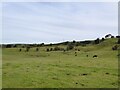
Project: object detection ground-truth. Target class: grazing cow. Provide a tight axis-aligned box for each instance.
[36,48,39,52]
[75,52,77,54]
[112,45,118,50]
[50,48,53,51]
[46,48,49,52]
[75,52,77,56]
[93,55,98,58]
[25,47,30,52]
[75,48,77,51]
[117,54,120,57]
[75,54,77,56]
[78,49,80,51]
[19,48,22,52]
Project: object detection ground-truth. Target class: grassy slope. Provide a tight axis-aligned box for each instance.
[0,48,2,89]
[2,38,118,88]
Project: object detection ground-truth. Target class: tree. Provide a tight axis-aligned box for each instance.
[94,38,100,44]
[116,36,120,38]
[111,36,114,38]
[40,43,44,46]
[0,44,2,48]
[105,34,112,38]
[63,41,69,45]
[73,40,76,43]
[12,44,17,48]
[50,43,52,46]
[118,38,120,44]
[6,44,12,48]
[101,38,105,41]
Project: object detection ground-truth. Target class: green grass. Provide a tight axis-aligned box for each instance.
[0,48,2,89]
[2,38,119,88]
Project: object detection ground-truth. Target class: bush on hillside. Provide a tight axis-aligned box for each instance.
[66,43,74,50]
[112,45,118,50]
[54,46,60,51]
[118,38,120,44]
[94,38,100,44]
[26,47,30,52]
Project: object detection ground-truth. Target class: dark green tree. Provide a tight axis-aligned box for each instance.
[111,36,114,38]
[94,38,100,44]
[118,38,120,44]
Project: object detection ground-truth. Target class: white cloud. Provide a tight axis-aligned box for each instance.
[2,2,118,44]
[1,0,119,2]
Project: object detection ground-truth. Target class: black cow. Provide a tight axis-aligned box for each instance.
[36,48,39,52]
[93,55,98,58]
[112,45,118,50]
[117,54,120,57]
[19,48,22,52]
[75,52,77,56]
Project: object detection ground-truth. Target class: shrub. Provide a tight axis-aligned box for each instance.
[111,36,114,38]
[40,43,44,46]
[67,43,74,50]
[73,40,76,43]
[50,43,52,46]
[6,44,12,48]
[63,41,69,45]
[26,47,30,52]
[118,39,120,44]
[54,46,60,51]
[101,38,105,41]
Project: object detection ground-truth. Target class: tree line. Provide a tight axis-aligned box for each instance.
[1,34,120,49]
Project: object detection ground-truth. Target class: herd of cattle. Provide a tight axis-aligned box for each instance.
[17,40,120,58]
[18,47,98,58]
[17,45,120,59]
[74,51,98,58]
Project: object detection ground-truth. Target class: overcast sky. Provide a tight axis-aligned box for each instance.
[2,2,118,44]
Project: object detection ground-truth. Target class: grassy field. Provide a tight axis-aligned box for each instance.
[2,38,119,88]
[0,48,2,89]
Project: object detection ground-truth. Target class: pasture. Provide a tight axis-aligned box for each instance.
[2,38,119,88]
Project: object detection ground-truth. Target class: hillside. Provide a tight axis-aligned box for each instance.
[2,37,119,88]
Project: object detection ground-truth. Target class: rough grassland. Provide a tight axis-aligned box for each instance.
[2,38,118,88]
[0,48,2,89]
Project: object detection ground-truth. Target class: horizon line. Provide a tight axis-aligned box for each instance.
[1,34,118,44]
